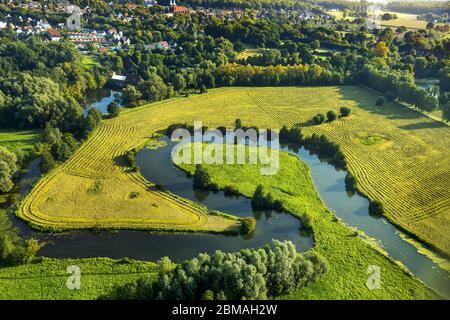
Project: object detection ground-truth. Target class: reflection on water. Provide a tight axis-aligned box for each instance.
[84,89,122,116]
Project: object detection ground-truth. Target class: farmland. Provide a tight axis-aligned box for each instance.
[18,86,450,257]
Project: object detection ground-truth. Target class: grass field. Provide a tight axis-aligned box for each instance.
[177,146,437,299]
[18,86,450,256]
[0,128,42,152]
[0,257,158,299]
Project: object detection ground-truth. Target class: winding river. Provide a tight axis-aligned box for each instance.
[9,136,450,298]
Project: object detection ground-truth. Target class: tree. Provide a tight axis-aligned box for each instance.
[374,41,389,58]
[199,84,208,94]
[0,147,18,192]
[340,106,351,117]
[43,124,62,145]
[173,73,186,93]
[311,40,320,50]
[312,113,325,125]
[326,110,337,122]
[376,96,386,106]
[235,118,243,129]
[122,85,141,106]
[251,184,274,210]
[193,165,212,189]
[39,151,56,174]
[103,240,328,300]
[369,201,384,216]
[84,108,102,137]
[107,102,120,118]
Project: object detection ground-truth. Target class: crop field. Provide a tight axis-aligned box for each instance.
[19,86,450,256]
[18,119,242,233]
[0,128,42,152]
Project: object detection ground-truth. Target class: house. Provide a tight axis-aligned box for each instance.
[98,47,109,54]
[169,0,189,14]
[67,30,106,43]
[144,41,171,51]
[47,28,62,41]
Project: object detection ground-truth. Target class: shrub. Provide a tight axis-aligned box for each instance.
[154,184,167,191]
[234,118,243,129]
[376,96,386,106]
[385,91,396,102]
[312,113,326,125]
[280,125,303,144]
[326,110,337,122]
[39,151,56,174]
[107,101,120,118]
[251,185,274,210]
[369,200,384,216]
[223,185,239,197]
[339,106,352,117]
[241,217,257,234]
[345,173,357,192]
[193,164,212,189]
[0,235,41,266]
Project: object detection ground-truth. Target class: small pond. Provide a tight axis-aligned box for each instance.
[84,88,123,116]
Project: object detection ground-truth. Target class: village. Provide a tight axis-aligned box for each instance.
[0,0,326,53]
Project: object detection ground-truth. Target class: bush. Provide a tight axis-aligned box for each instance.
[251,185,274,210]
[369,200,384,216]
[107,101,120,118]
[339,106,351,117]
[345,173,357,192]
[326,110,337,122]
[385,91,396,102]
[311,113,326,125]
[376,96,386,106]
[241,217,257,234]
[223,185,239,197]
[0,235,41,266]
[40,151,56,174]
[125,149,138,172]
[193,164,212,189]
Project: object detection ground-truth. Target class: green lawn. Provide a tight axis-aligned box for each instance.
[0,257,158,300]
[0,128,42,152]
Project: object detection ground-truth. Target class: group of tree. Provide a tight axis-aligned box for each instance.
[359,65,439,113]
[0,234,41,267]
[304,133,346,168]
[0,147,18,192]
[103,240,328,300]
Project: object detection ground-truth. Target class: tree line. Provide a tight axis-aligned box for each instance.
[102,240,328,300]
